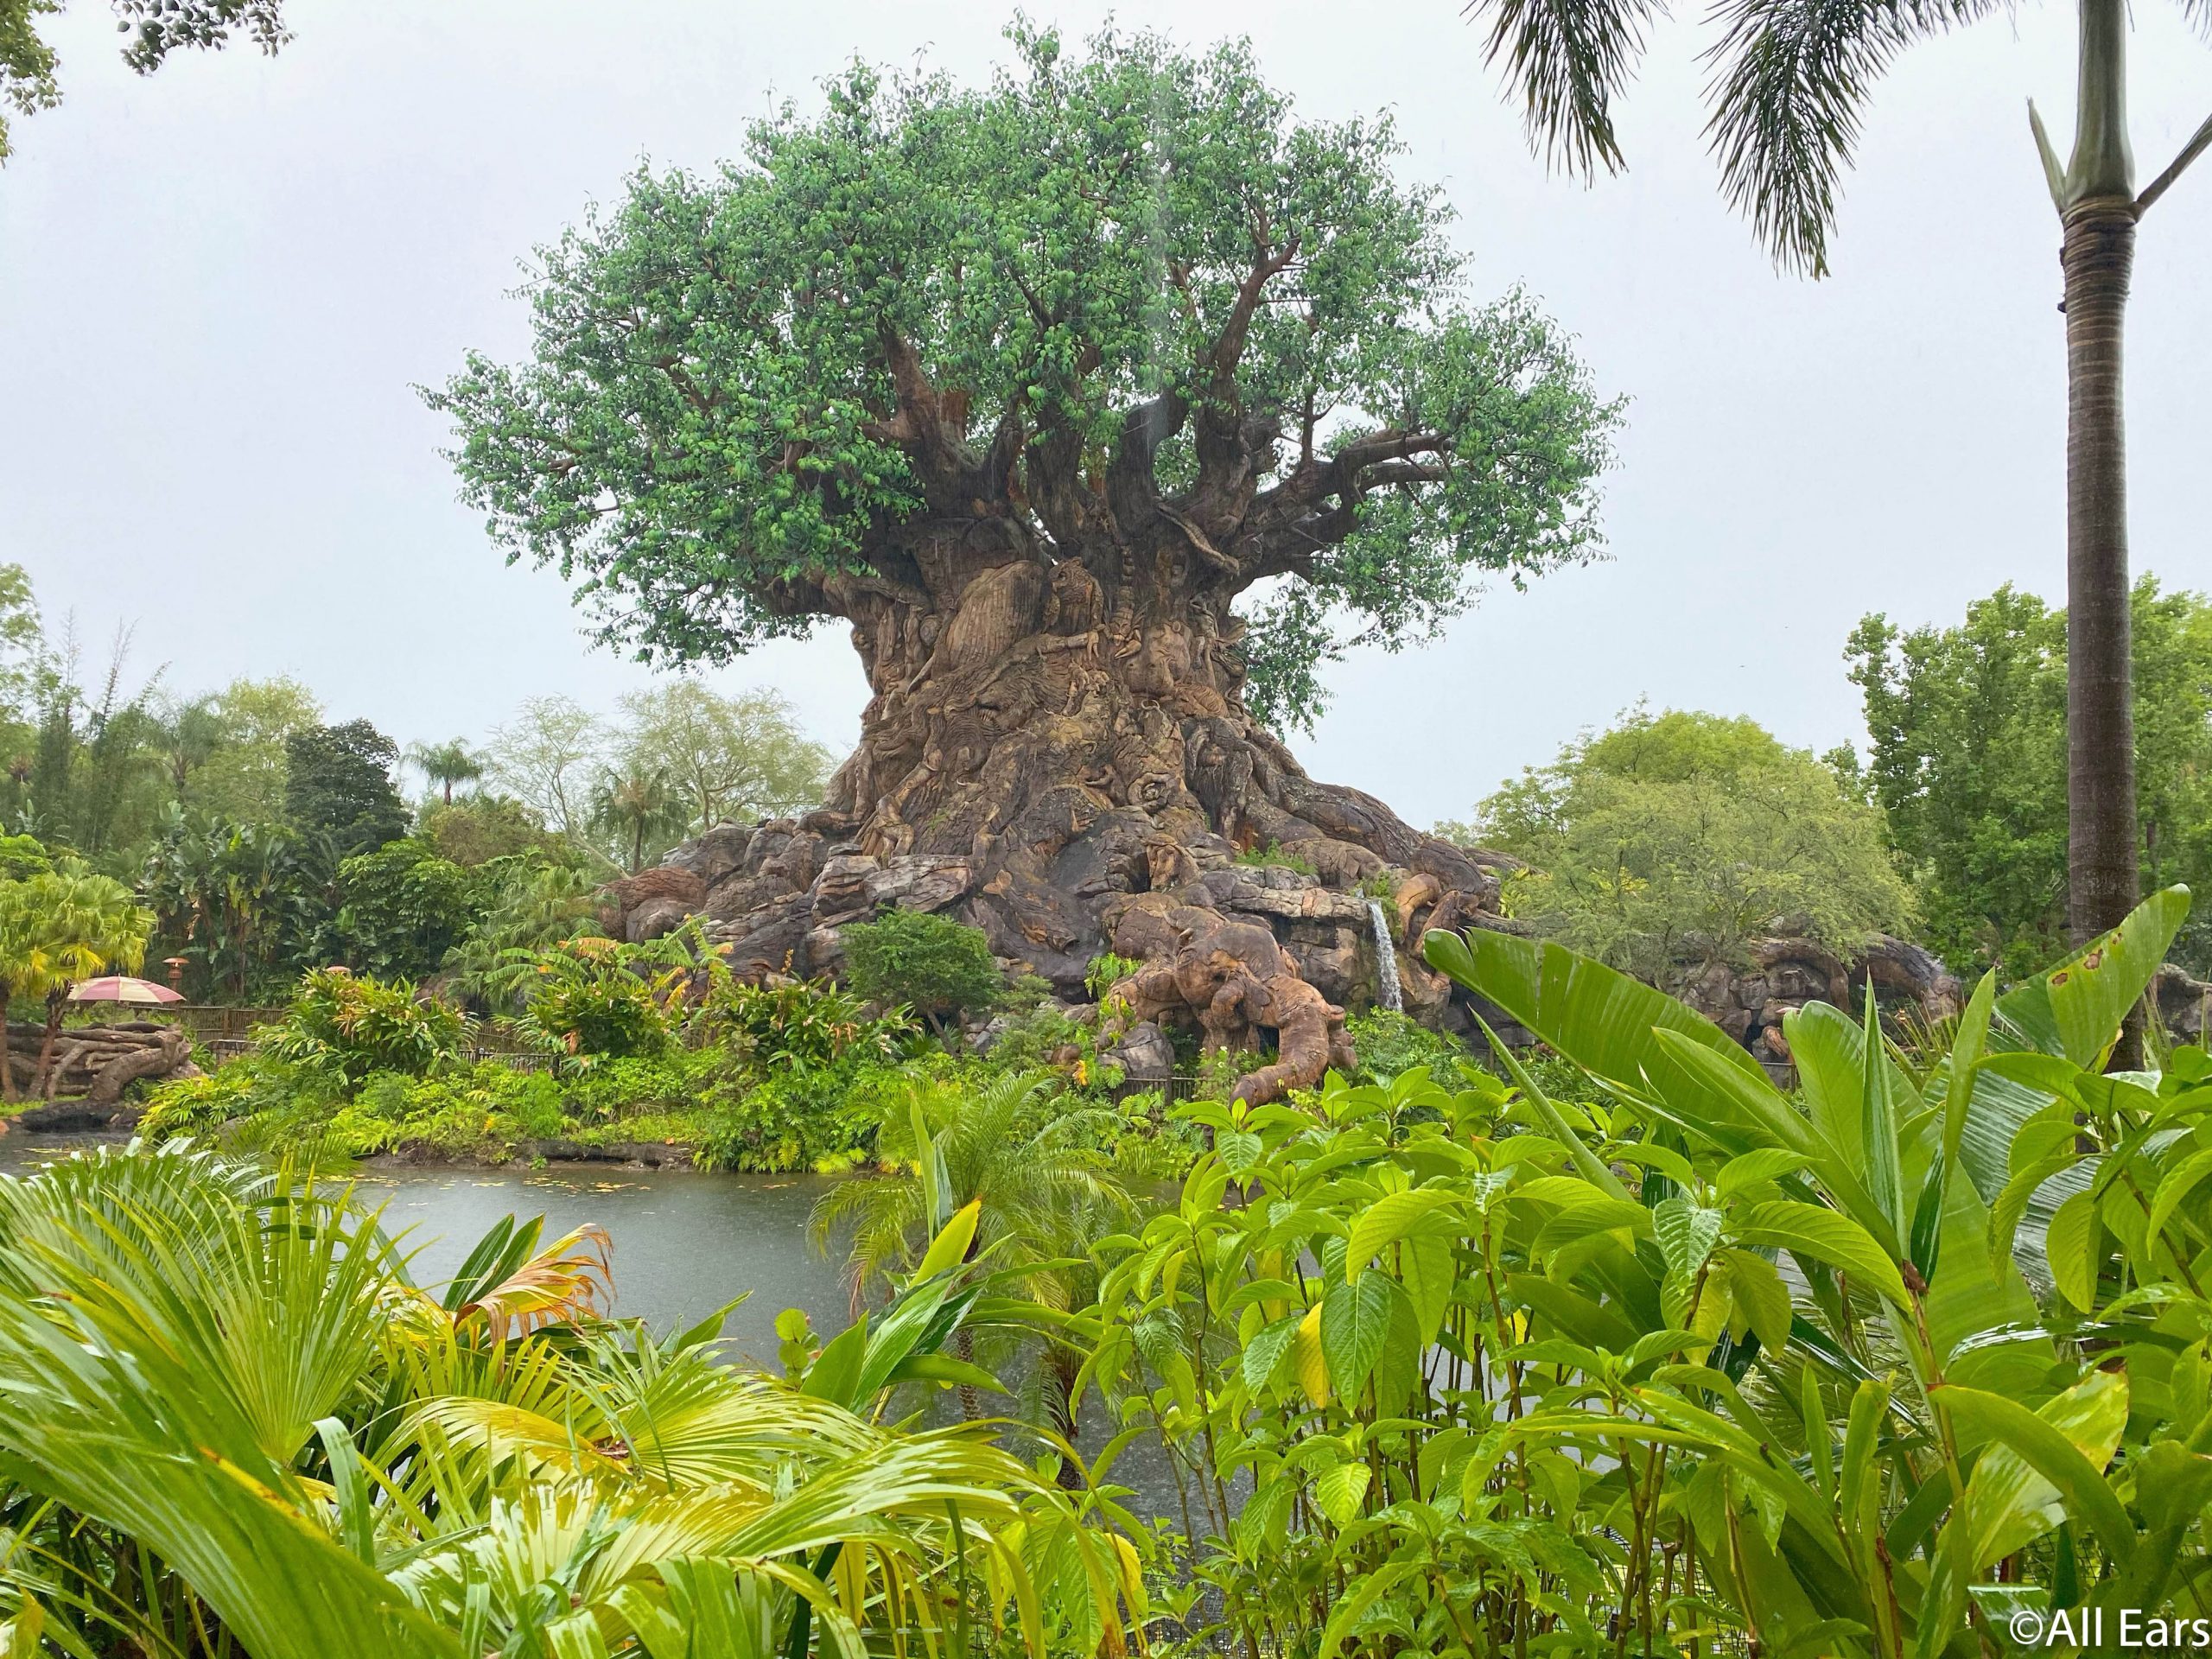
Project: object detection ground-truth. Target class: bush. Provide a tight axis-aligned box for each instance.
[696,976,912,1071]
[1344,1007,1465,1084]
[695,1061,900,1173]
[140,1054,341,1142]
[327,842,483,980]
[503,938,674,1062]
[257,968,473,1086]
[842,908,1003,1035]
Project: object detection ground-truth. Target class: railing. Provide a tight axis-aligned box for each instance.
[171,1006,286,1041]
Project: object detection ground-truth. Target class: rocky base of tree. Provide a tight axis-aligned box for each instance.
[3,1020,200,1116]
[601,762,1518,1104]
[609,798,2000,1100]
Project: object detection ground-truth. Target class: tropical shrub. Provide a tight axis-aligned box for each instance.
[257,966,472,1085]
[1344,1005,1465,1082]
[0,1143,1131,1657]
[696,974,912,1071]
[696,1059,909,1173]
[501,937,675,1062]
[1079,887,2212,1658]
[842,908,1003,1035]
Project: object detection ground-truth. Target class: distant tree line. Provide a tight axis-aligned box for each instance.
[0,563,831,1001]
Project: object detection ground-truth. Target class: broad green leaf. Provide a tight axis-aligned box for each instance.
[1936,1381,2136,1567]
[1313,1458,1371,1527]
[1952,1370,2129,1568]
[1859,988,1906,1241]
[1321,1272,1394,1394]
[1345,1189,1459,1282]
[2148,1147,2212,1245]
[1732,1200,1907,1306]
[1717,1148,1812,1195]
[1653,1198,1725,1279]
[1400,1234,1456,1349]
[1717,1249,1792,1353]
[1424,926,1770,1097]
[2046,1188,2101,1312]
[1993,887,2189,1066]
[1942,969,1999,1171]
[1242,1314,1300,1393]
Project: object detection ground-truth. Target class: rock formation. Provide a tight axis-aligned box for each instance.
[3,1020,200,1120]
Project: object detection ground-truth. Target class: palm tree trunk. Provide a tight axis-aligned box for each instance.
[35,988,66,1097]
[2059,0,2139,953]
[2054,0,2141,1064]
[2062,192,2138,947]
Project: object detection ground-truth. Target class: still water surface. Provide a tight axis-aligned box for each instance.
[0,1135,856,1368]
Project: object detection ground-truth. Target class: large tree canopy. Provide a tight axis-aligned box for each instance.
[433,23,1618,734]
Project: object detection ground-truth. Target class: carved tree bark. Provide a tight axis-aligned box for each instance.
[613,316,1513,1103]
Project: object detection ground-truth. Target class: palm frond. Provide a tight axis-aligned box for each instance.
[1701,0,2002,274]
[1465,0,1663,175]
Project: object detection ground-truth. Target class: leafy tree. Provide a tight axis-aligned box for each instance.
[327,842,482,982]
[1,0,290,161]
[283,719,408,861]
[588,763,690,874]
[437,856,604,1010]
[403,737,486,806]
[842,908,1004,1038]
[10,861,154,1095]
[189,677,323,823]
[141,812,324,1001]
[432,22,1616,810]
[1465,708,1912,984]
[1848,575,2212,976]
[1455,0,2212,958]
[487,695,604,838]
[415,793,569,868]
[614,682,829,830]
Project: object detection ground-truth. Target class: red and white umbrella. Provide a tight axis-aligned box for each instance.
[67,976,185,1005]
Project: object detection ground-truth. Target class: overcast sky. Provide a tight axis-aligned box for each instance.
[2,0,2206,827]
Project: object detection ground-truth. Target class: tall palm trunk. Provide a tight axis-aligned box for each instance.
[2058,0,2140,951]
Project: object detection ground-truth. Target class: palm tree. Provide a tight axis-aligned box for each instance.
[1459,0,2212,955]
[811,1068,1131,1431]
[403,737,486,805]
[591,762,691,874]
[20,864,152,1096]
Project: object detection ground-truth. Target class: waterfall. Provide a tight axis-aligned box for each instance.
[1367,898,1403,1014]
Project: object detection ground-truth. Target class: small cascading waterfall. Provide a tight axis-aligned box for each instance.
[1367,898,1403,1014]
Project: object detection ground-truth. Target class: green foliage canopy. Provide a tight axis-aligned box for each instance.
[842,907,1004,1033]
[431,24,1618,734]
[283,719,409,861]
[1464,708,1912,982]
[1849,576,2212,977]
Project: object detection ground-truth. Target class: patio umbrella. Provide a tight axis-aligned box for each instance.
[67,976,186,1005]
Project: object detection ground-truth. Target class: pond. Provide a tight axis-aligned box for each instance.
[0,1135,855,1368]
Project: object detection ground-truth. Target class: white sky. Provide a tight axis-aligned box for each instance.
[1,0,2206,828]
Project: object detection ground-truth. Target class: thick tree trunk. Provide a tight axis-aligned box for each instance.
[610,524,1516,1103]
